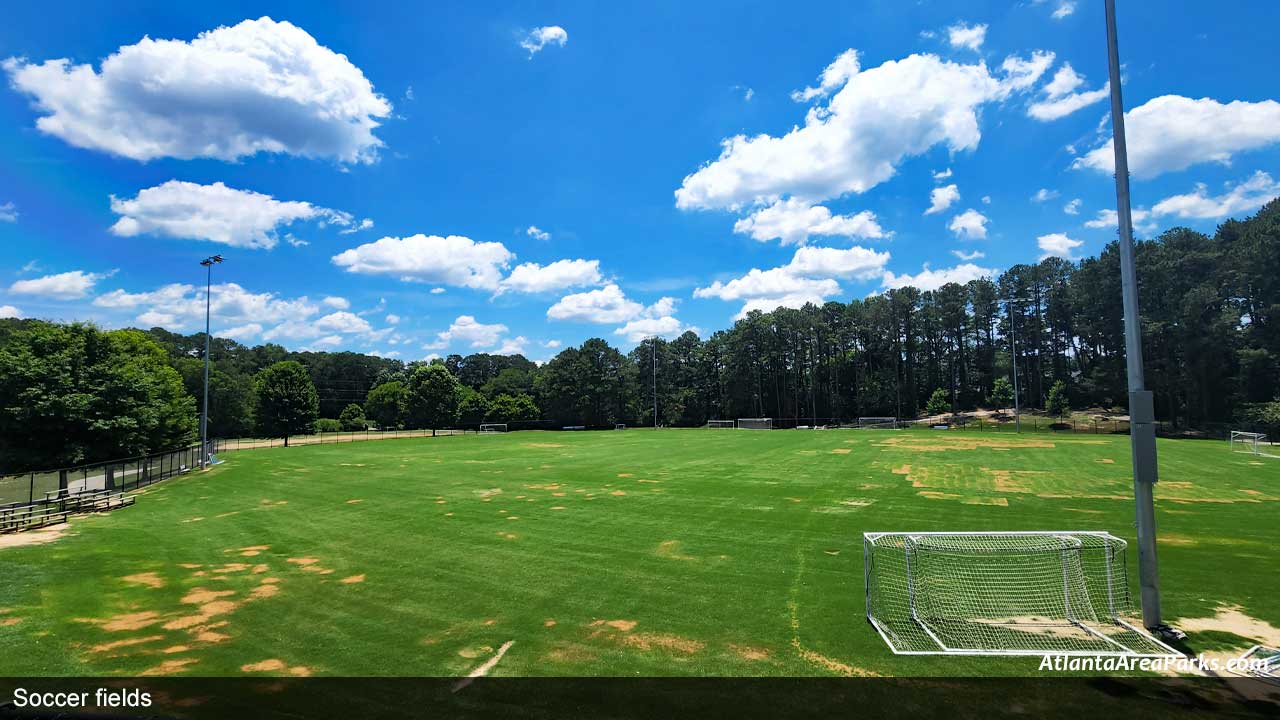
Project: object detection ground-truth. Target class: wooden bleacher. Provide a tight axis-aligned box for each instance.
[0,488,136,534]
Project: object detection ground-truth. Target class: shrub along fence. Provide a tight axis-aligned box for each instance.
[0,443,205,508]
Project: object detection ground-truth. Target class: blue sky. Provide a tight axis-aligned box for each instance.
[2,0,1278,361]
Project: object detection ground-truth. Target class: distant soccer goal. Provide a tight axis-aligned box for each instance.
[706,420,735,429]
[1230,430,1267,455]
[479,423,508,433]
[615,424,626,430]
[737,418,772,430]
[863,531,1179,657]
[858,417,899,430]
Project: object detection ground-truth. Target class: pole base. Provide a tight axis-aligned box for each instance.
[1149,623,1187,642]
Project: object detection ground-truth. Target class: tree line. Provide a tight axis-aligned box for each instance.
[1,198,1277,473]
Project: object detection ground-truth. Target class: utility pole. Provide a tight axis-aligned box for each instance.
[1104,0,1180,640]
[652,336,658,429]
[1001,296,1031,433]
[199,254,223,469]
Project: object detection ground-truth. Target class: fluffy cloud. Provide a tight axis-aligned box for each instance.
[694,244,890,318]
[94,282,318,331]
[1064,198,1082,215]
[1084,207,1156,234]
[614,316,697,343]
[1037,232,1083,260]
[784,246,890,280]
[109,181,355,249]
[426,315,509,349]
[322,296,350,309]
[3,17,390,163]
[331,234,514,290]
[933,168,953,181]
[674,50,1050,211]
[1031,188,1059,203]
[546,283,644,324]
[952,249,985,261]
[0,202,16,222]
[1151,171,1280,220]
[220,323,263,340]
[520,26,568,56]
[695,268,839,304]
[881,262,996,291]
[1028,63,1108,121]
[791,49,860,102]
[925,184,960,215]
[0,305,21,318]
[9,269,112,300]
[313,311,372,335]
[732,198,889,245]
[385,314,400,325]
[948,209,989,239]
[1074,96,1280,177]
[526,225,551,241]
[946,22,987,51]
[497,259,603,295]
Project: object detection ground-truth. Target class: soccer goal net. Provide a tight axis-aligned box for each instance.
[858,417,899,429]
[615,424,626,430]
[737,418,772,430]
[479,423,508,433]
[863,531,1179,657]
[706,420,735,429]
[1230,430,1267,455]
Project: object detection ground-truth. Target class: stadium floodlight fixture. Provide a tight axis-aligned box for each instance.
[998,296,1033,433]
[199,254,224,469]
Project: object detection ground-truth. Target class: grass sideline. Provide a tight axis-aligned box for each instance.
[1,428,1277,677]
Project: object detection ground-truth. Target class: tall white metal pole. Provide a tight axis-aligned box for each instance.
[1104,0,1174,637]
[200,261,212,469]
[652,336,658,429]
[1009,299,1021,433]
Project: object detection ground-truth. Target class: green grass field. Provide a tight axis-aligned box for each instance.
[1,428,1277,677]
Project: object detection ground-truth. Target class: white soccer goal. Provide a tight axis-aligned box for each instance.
[858,416,899,429]
[615,424,627,430]
[479,423,508,433]
[737,417,773,430]
[863,531,1180,657]
[1230,430,1267,455]
[706,420,735,429]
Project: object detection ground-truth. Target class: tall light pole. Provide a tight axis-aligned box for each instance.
[1000,296,1032,433]
[1103,0,1180,639]
[650,336,658,429]
[199,255,223,469]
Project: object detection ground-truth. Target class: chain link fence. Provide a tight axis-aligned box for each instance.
[0,443,205,508]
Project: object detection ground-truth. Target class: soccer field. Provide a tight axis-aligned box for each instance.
[1,428,1277,677]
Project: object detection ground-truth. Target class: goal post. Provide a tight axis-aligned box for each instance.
[858,417,899,429]
[479,423,508,433]
[863,531,1179,657]
[1230,430,1266,455]
[706,420,735,429]
[737,418,772,430]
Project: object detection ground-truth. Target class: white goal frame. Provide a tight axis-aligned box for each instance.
[863,531,1180,658]
[615,424,627,430]
[479,423,508,433]
[737,417,773,430]
[858,416,899,430]
[706,420,735,429]
[1230,430,1267,455]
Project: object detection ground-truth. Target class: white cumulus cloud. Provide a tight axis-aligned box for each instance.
[526,225,551,241]
[0,305,22,318]
[546,283,644,324]
[520,26,568,56]
[881,262,996,291]
[732,198,889,245]
[1028,63,1108,121]
[791,49,860,102]
[948,209,989,239]
[3,17,390,163]
[1037,232,1083,260]
[427,315,509,349]
[946,22,987,51]
[1074,96,1280,177]
[0,202,16,222]
[925,184,960,215]
[331,234,514,290]
[1151,171,1280,220]
[9,269,113,300]
[109,181,355,249]
[497,259,603,295]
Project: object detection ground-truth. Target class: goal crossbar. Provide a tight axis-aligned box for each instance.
[479,423,508,433]
[864,531,1180,658]
[1230,430,1267,455]
[858,416,899,429]
[706,420,735,429]
[737,418,772,430]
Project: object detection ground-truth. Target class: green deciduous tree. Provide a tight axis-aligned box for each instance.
[487,393,540,422]
[1046,380,1070,418]
[990,377,1015,409]
[338,403,367,430]
[925,388,950,417]
[0,322,197,472]
[364,381,408,429]
[457,387,490,426]
[407,364,461,435]
[254,361,320,446]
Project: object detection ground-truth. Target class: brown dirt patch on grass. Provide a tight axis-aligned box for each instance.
[550,506,566,510]
[250,584,281,599]
[0,618,21,627]
[875,435,1056,452]
[729,644,771,661]
[544,620,557,628]
[340,574,366,584]
[983,468,1046,494]
[98,611,164,632]
[140,658,199,676]
[623,633,704,654]
[181,588,235,605]
[831,448,852,454]
[345,499,364,504]
[610,490,627,496]
[655,540,697,562]
[121,572,165,589]
[0,523,70,550]
[1177,605,1280,646]
[962,497,1009,506]
[236,545,270,557]
[162,645,190,654]
[589,619,637,632]
[617,473,633,478]
[917,491,962,500]
[241,659,286,672]
[1097,458,1116,464]
[90,635,165,654]
[524,442,565,448]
